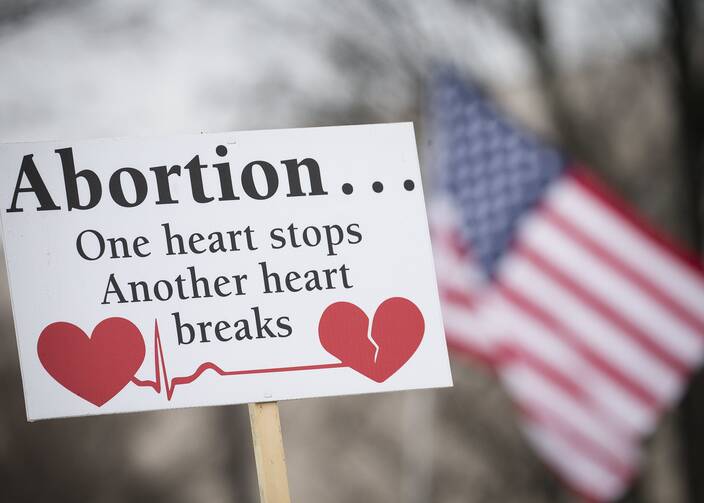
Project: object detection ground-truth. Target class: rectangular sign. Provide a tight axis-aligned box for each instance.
[0,123,452,420]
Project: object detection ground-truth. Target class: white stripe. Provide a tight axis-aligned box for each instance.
[484,294,654,433]
[523,215,703,365]
[442,301,491,354]
[523,422,627,501]
[430,204,486,292]
[428,195,460,229]
[548,179,704,320]
[501,364,638,467]
[501,257,680,402]
[433,245,484,292]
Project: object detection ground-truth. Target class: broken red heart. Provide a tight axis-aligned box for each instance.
[318,297,424,382]
[37,317,146,407]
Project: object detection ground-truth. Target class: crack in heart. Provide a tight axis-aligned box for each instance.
[369,331,380,363]
[318,297,424,383]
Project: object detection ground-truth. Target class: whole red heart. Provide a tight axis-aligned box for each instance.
[37,317,146,406]
[318,297,424,382]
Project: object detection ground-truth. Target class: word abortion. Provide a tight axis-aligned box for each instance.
[6,145,328,212]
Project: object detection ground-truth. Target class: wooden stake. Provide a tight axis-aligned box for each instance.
[248,402,292,503]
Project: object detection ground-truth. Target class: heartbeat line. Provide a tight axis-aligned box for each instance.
[130,320,346,400]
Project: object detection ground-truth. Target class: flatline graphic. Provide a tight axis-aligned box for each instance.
[130,321,346,400]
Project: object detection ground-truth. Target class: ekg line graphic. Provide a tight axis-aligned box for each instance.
[130,320,346,400]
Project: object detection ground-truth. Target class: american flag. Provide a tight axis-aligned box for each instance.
[428,69,704,501]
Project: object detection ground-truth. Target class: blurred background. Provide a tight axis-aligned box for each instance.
[1,1,703,502]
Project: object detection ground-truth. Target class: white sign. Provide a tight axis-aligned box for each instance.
[0,123,452,421]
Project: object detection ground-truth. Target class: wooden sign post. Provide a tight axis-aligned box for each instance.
[249,402,292,503]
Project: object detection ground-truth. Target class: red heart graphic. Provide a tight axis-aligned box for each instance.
[318,297,424,382]
[37,317,146,407]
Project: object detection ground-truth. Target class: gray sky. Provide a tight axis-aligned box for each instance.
[0,0,662,142]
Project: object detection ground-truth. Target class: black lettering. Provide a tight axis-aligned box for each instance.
[184,155,214,203]
[260,261,282,293]
[150,165,181,204]
[213,146,240,202]
[252,306,275,338]
[134,236,151,257]
[347,223,362,244]
[323,268,337,289]
[340,264,353,288]
[197,321,212,343]
[234,318,252,340]
[304,270,322,291]
[324,225,344,256]
[232,274,247,295]
[109,167,148,207]
[189,232,206,254]
[215,320,232,341]
[102,273,127,304]
[56,147,102,211]
[153,279,174,301]
[162,222,185,255]
[76,229,104,261]
[241,161,278,200]
[175,275,188,300]
[7,154,61,212]
[302,226,321,247]
[128,281,152,302]
[287,224,301,248]
[188,265,211,298]
[107,236,131,258]
[173,312,195,344]
[285,271,302,292]
[281,158,327,197]
[277,316,292,337]
[243,226,257,250]
[214,276,232,297]
[269,228,286,250]
[209,231,227,253]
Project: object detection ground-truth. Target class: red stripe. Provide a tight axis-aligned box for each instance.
[450,230,471,258]
[439,285,475,309]
[446,330,495,368]
[571,486,619,503]
[541,204,704,336]
[516,401,634,480]
[494,343,588,399]
[430,224,471,260]
[493,343,635,439]
[497,283,662,409]
[517,243,690,375]
[567,166,704,276]
[568,485,616,503]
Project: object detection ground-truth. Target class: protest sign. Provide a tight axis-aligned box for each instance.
[0,123,452,422]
